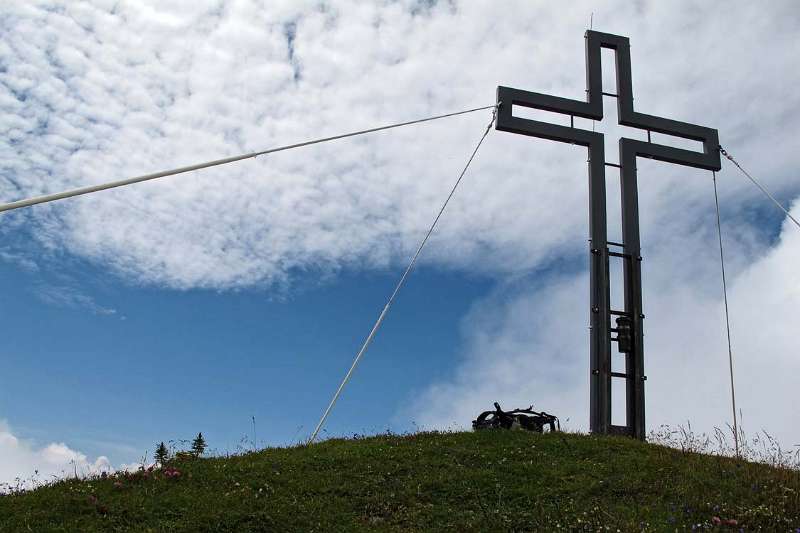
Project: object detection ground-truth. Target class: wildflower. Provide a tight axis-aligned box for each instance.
[711,516,722,525]
[162,466,182,479]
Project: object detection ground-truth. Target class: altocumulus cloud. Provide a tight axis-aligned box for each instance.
[1,1,797,288]
[0,0,799,476]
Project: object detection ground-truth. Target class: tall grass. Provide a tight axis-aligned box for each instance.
[649,421,800,470]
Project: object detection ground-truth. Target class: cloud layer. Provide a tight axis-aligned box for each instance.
[2,1,795,289]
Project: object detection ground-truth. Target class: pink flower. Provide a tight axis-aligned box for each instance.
[162,466,182,479]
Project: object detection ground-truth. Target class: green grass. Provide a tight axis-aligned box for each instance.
[1,430,798,531]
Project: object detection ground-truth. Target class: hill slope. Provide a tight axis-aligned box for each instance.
[1,430,798,531]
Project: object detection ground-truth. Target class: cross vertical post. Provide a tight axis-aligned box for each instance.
[495,30,721,439]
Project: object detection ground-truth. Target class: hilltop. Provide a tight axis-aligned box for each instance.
[1,430,798,531]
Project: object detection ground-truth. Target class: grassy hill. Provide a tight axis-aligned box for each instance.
[1,430,798,531]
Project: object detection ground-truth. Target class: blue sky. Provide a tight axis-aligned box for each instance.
[1,0,799,484]
[0,216,498,465]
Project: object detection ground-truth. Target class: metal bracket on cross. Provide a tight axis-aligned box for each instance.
[495,30,721,439]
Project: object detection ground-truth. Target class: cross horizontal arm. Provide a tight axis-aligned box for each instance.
[622,138,720,172]
[495,30,721,172]
[498,86,601,121]
[496,86,601,146]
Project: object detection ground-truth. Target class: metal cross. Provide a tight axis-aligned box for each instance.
[495,30,721,439]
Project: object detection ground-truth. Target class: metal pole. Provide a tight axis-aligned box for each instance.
[0,105,496,214]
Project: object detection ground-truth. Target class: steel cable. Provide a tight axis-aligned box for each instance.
[712,171,739,457]
[307,105,498,444]
[719,146,800,231]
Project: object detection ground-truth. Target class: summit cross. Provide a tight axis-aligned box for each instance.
[495,30,721,439]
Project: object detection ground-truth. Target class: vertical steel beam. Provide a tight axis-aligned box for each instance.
[588,140,611,435]
[619,142,645,439]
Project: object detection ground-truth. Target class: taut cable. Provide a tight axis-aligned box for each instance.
[307,105,499,444]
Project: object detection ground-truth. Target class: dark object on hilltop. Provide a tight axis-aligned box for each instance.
[191,432,207,457]
[472,402,560,433]
[155,442,169,466]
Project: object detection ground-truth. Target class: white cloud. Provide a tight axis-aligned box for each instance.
[35,283,118,315]
[408,199,800,447]
[0,420,112,491]
[404,272,590,431]
[1,1,795,289]
[0,248,39,272]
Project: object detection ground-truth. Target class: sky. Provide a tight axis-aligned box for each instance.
[1,0,799,486]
